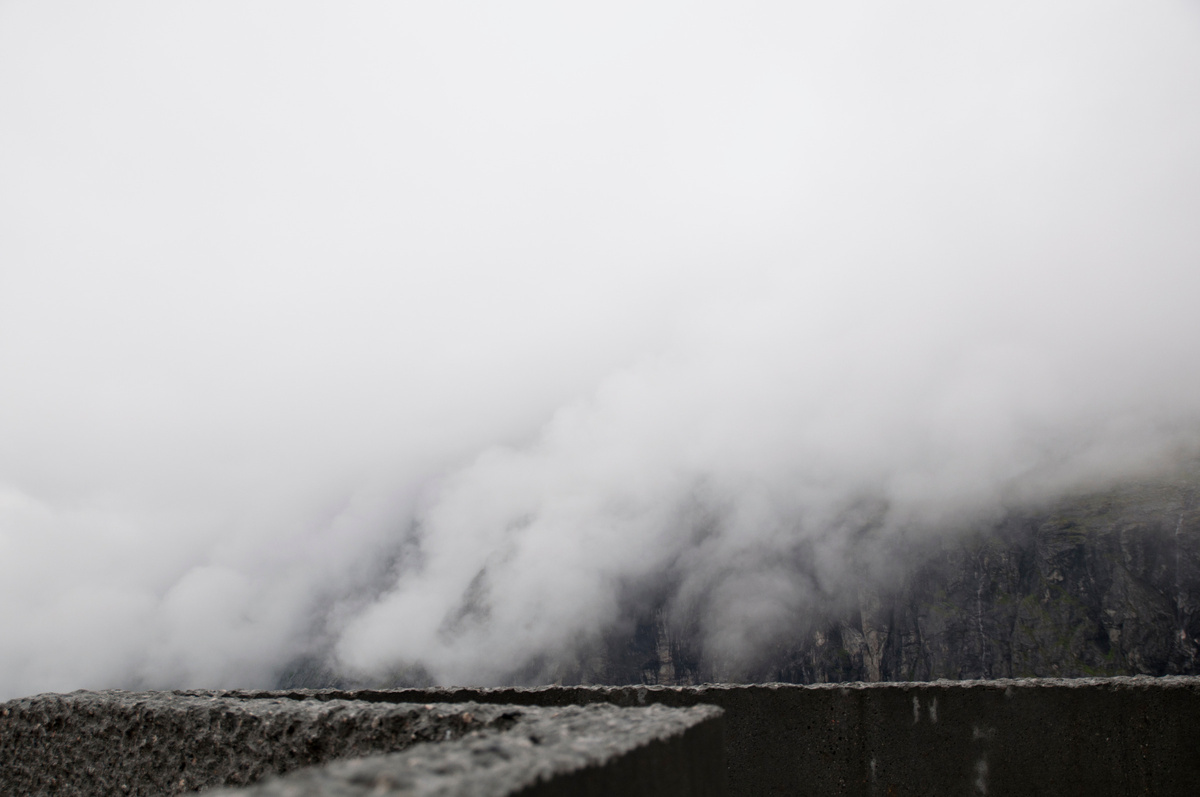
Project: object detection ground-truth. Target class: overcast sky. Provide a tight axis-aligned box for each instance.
[3,1,1200,698]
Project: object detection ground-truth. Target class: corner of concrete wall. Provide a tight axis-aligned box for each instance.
[0,693,725,797]
[6,676,1199,796]
[301,676,1200,796]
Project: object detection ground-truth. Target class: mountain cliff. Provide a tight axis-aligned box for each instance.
[580,465,1200,685]
[278,462,1200,689]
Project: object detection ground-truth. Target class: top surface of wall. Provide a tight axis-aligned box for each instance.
[204,701,723,797]
[0,691,724,797]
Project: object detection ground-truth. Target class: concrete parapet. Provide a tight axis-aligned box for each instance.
[0,692,723,797]
[4,676,1199,795]
[233,676,1200,796]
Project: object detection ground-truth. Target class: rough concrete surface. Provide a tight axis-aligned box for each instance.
[0,693,518,796]
[235,675,1200,796]
[202,703,725,797]
[0,692,723,797]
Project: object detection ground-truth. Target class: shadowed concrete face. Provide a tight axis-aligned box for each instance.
[0,691,723,797]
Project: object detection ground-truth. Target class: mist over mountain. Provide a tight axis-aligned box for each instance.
[3,2,1200,701]
[534,463,1200,687]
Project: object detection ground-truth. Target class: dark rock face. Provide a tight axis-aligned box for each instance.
[269,466,1200,691]
[596,469,1200,686]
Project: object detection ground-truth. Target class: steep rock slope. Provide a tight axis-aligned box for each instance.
[599,468,1200,685]
[279,465,1200,689]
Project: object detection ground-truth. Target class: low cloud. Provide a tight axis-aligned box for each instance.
[2,1,1199,698]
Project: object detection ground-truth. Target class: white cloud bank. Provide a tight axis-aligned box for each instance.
[2,1,1200,698]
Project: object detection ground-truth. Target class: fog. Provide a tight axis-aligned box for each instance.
[3,1,1200,699]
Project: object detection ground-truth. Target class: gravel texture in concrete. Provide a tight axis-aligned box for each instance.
[0,692,517,796]
[0,691,724,797]
[202,703,725,797]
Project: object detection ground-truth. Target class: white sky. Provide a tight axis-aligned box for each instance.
[3,1,1200,696]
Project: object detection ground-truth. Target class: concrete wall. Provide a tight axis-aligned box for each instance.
[4,676,1198,795]
[0,692,724,797]
[246,676,1200,796]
